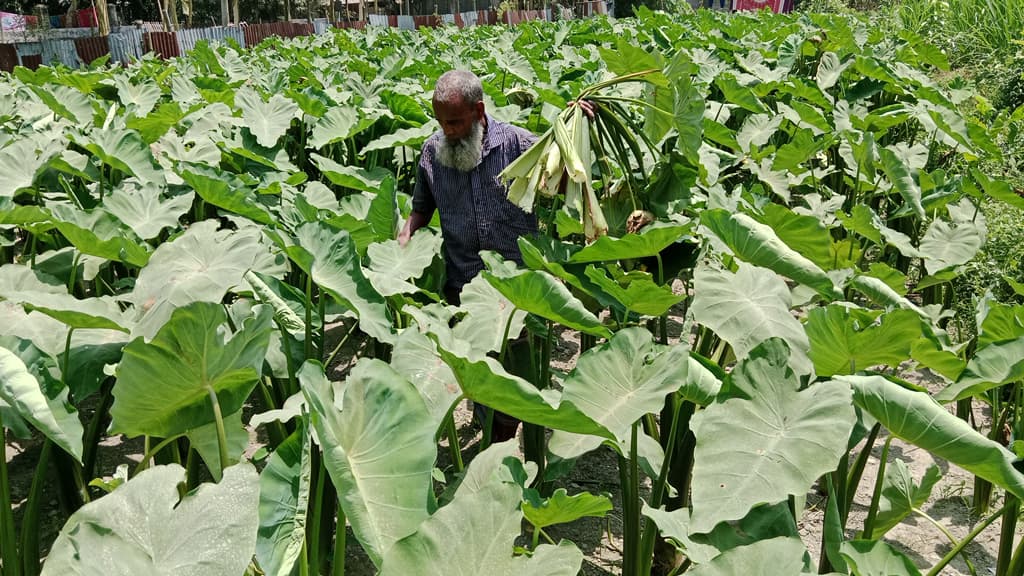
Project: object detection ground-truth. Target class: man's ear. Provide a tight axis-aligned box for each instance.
[474,100,485,121]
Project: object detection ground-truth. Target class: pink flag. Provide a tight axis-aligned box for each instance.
[733,0,786,12]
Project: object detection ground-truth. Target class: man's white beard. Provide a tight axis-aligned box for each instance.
[438,121,484,172]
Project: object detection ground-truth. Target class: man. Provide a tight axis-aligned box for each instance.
[398,69,538,441]
[399,69,538,304]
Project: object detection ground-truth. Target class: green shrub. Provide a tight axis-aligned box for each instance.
[994,53,1024,112]
[883,0,1023,68]
[958,198,1024,306]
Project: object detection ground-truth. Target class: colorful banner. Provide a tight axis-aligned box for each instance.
[733,0,786,12]
[1,11,27,31]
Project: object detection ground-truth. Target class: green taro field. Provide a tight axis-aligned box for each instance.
[3,6,1024,576]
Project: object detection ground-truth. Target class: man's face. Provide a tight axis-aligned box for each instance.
[433,97,484,143]
[434,97,486,172]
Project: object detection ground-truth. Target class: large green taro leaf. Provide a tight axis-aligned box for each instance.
[568,222,693,263]
[0,265,129,331]
[736,113,783,155]
[919,218,984,275]
[311,153,394,193]
[643,502,798,565]
[701,209,840,299]
[128,102,185,144]
[110,74,161,116]
[689,339,856,533]
[935,337,1024,402]
[816,51,851,91]
[748,159,792,203]
[434,343,610,438]
[976,299,1024,347]
[840,540,921,576]
[127,220,270,340]
[309,107,359,149]
[256,425,311,576]
[245,270,306,337]
[362,124,437,152]
[109,302,272,439]
[0,198,53,234]
[674,76,706,162]
[847,275,929,322]
[759,203,834,271]
[15,292,130,332]
[367,176,398,242]
[0,300,122,365]
[379,441,583,576]
[300,360,434,567]
[522,488,612,530]
[715,74,767,114]
[48,204,151,267]
[843,374,1024,499]
[691,263,812,376]
[389,329,462,435]
[548,329,696,461]
[103,184,193,240]
[973,168,1024,212]
[584,266,683,317]
[517,237,621,311]
[0,263,64,295]
[278,222,394,344]
[806,306,921,376]
[0,345,83,461]
[71,127,165,187]
[870,459,941,538]
[41,463,259,576]
[364,230,442,297]
[878,147,925,221]
[178,164,275,225]
[688,537,811,576]
[61,335,129,401]
[481,252,611,339]
[235,88,299,148]
[451,274,528,356]
[29,84,95,124]
[0,137,59,197]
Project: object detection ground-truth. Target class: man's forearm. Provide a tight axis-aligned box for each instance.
[398,210,432,246]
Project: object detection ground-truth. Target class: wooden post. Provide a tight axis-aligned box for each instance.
[165,0,178,30]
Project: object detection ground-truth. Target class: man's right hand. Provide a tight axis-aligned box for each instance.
[398,211,431,247]
[398,220,413,247]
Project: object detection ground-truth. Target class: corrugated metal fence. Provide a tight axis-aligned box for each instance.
[41,38,80,68]
[143,31,180,59]
[74,35,109,65]
[0,5,621,72]
[177,26,244,53]
[109,29,143,63]
[244,22,314,46]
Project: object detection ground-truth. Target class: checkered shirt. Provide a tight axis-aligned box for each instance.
[412,115,539,294]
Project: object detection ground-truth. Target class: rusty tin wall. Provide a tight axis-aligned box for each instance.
[0,44,18,72]
[144,31,181,59]
[74,35,109,65]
